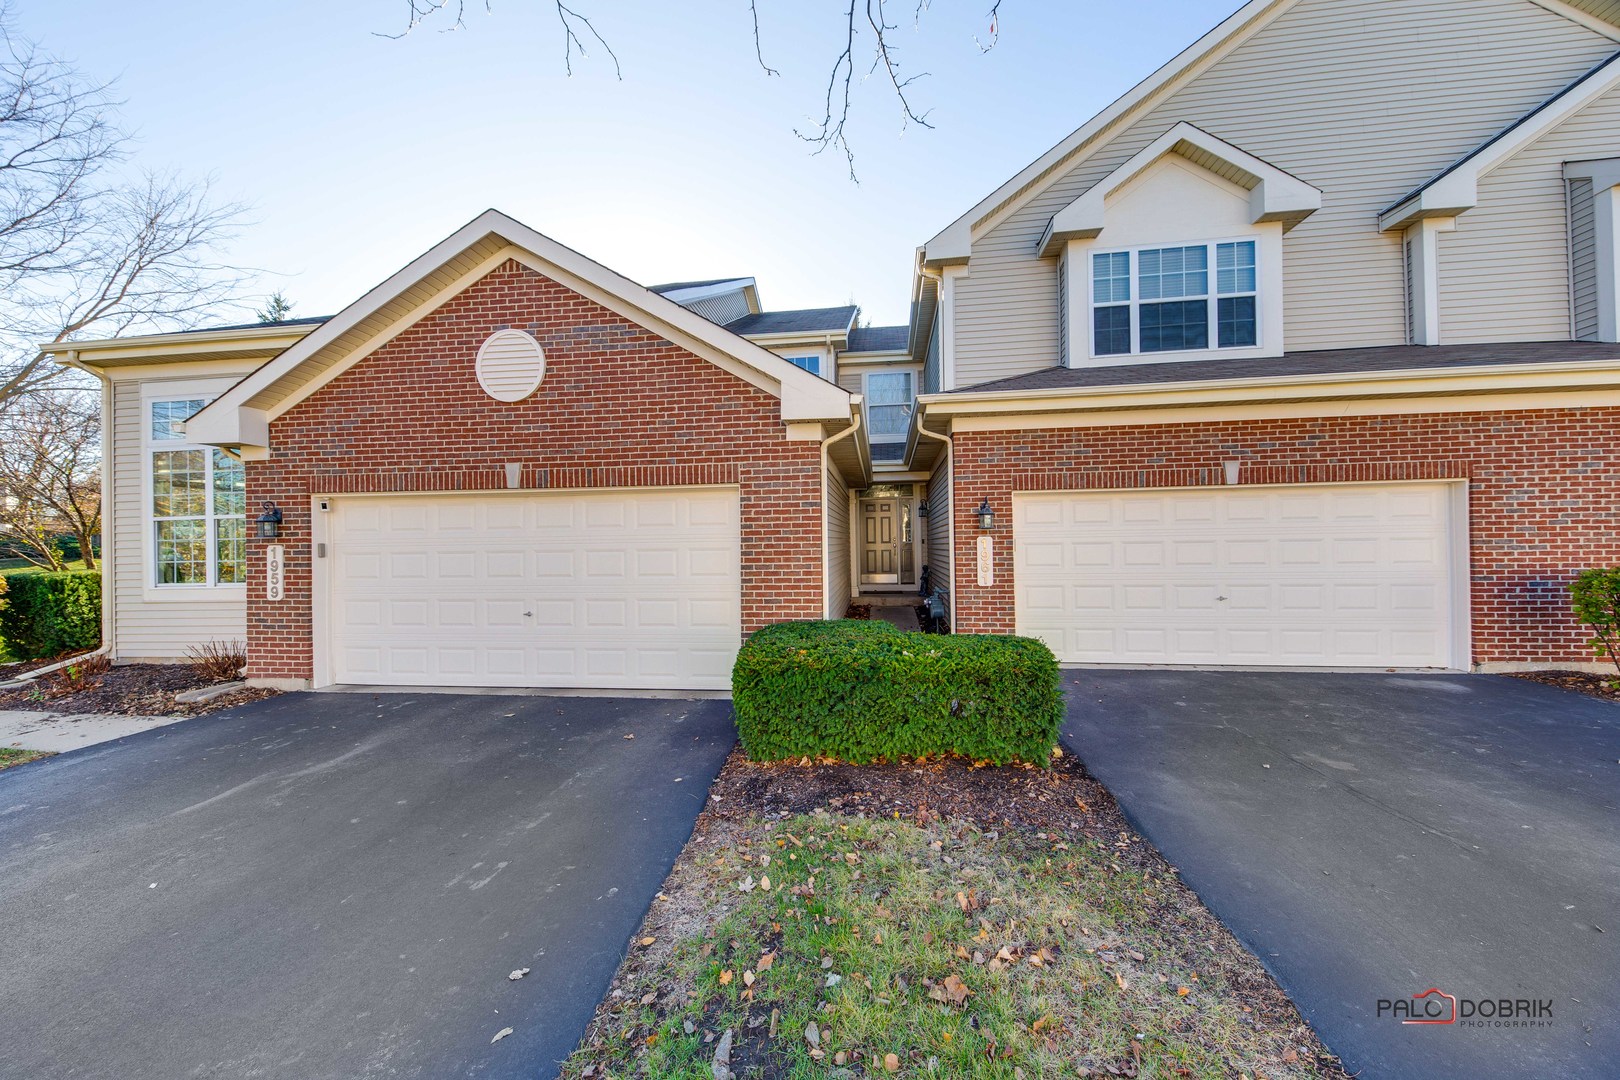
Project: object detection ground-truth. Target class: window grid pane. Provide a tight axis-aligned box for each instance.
[1138,245,1207,301]
[1139,300,1209,352]
[215,517,246,584]
[867,372,913,406]
[1217,241,1257,295]
[1092,251,1130,303]
[1218,296,1257,348]
[212,450,246,516]
[1093,306,1131,355]
[153,450,207,518]
[784,355,820,375]
[151,399,205,441]
[868,403,912,438]
[156,519,208,584]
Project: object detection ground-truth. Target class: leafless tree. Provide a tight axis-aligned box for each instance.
[388,1,1007,179]
[0,8,248,413]
[0,389,101,571]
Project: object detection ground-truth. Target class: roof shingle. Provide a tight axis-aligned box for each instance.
[727,307,858,336]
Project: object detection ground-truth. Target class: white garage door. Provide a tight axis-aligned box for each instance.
[326,489,741,690]
[1014,483,1461,668]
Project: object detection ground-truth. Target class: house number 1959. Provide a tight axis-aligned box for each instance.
[265,544,285,602]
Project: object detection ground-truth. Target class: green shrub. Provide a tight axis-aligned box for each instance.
[732,620,1064,765]
[1571,567,1620,678]
[0,571,101,660]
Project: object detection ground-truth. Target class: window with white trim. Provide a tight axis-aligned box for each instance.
[1090,239,1258,357]
[782,354,822,376]
[864,370,914,443]
[149,398,245,586]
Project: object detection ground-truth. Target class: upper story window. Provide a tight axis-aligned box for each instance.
[148,397,245,587]
[864,370,914,443]
[1091,239,1258,357]
[782,354,822,376]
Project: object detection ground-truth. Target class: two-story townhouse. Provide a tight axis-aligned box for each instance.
[45,0,1620,690]
[906,0,1620,672]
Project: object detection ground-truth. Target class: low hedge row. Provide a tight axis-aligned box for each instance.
[732,620,1063,765]
[0,571,101,660]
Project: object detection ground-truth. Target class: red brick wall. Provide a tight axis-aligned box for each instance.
[245,259,824,682]
[950,408,1620,666]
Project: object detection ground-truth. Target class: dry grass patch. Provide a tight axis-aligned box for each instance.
[563,751,1346,1080]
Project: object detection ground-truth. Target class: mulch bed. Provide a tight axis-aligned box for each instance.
[0,662,278,717]
[588,749,1350,1078]
[844,604,872,620]
[1505,669,1620,703]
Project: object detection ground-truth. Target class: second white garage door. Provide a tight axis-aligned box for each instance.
[1014,482,1463,669]
[324,489,741,690]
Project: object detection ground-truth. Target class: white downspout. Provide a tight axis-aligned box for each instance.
[820,404,863,619]
[914,412,955,633]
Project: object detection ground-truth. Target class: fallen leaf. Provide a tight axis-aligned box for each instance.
[1177,986,1190,997]
[927,973,973,1005]
[760,875,771,892]
[804,1021,821,1048]
[718,969,733,985]
[884,1052,901,1072]
[490,1027,513,1044]
[756,952,775,972]
[1283,1049,1299,1064]
[743,970,755,987]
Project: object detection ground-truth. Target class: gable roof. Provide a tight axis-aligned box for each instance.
[183,211,853,452]
[845,325,910,353]
[1037,122,1322,256]
[922,0,1299,267]
[1380,48,1620,230]
[648,277,753,294]
[726,307,858,337]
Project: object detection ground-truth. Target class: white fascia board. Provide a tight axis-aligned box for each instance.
[1380,51,1620,232]
[920,0,1297,268]
[916,356,1620,422]
[186,210,853,447]
[1565,156,1620,189]
[655,278,756,304]
[1038,122,1322,256]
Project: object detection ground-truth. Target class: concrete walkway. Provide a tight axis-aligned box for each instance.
[1,710,187,753]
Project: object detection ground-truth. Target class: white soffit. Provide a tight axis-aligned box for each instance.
[1037,122,1322,257]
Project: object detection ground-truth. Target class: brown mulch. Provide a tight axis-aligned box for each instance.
[619,748,1351,1078]
[0,650,97,679]
[0,662,279,716]
[1506,669,1620,703]
[844,604,872,620]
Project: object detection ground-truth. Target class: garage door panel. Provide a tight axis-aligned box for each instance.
[1014,484,1457,669]
[328,489,742,690]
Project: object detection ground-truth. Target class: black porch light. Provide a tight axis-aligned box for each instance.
[975,497,995,530]
[256,500,283,539]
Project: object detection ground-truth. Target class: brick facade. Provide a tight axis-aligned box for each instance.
[245,259,824,682]
[949,408,1620,666]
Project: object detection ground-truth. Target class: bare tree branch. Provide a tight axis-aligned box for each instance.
[749,0,780,78]
[0,388,100,570]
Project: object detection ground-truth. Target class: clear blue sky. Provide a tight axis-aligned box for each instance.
[20,0,1238,327]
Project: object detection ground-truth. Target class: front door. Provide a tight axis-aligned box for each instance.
[860,499,898,585]
[859,498,916,588]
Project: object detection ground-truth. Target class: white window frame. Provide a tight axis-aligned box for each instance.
[1087,236,1262,360]
[142,388,248,592]
[863,369,917,447]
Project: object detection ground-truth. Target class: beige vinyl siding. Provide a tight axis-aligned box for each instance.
[835,357,912,395]
[1570,177,1600,339]
[1441,85,1620,342]
[110,375,249,660]
[923,318,942,393]
[825,466,852,617]
[925,464,951,605]
[951,0,1617,387]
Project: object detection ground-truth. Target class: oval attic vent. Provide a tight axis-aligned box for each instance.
[475,329,546,402]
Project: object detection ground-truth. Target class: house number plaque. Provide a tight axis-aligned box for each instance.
[976,535,994,587]
[265,544,285,601]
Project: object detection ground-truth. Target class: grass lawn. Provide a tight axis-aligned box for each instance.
[563,753,1344,1079]
[0,748,51,771]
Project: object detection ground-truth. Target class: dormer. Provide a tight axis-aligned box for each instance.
[1039,123,1321,367]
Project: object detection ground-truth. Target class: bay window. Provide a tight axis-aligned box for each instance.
[1091,239,1259,357]
[149,397,245,586]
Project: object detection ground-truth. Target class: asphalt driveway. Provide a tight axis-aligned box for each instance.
[0,691,735,1080]
[1064,670,1620,1080]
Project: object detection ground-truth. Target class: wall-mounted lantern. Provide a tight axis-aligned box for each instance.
[256,500,284,539]
[918,499,930,519]
[976,497,995,530]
